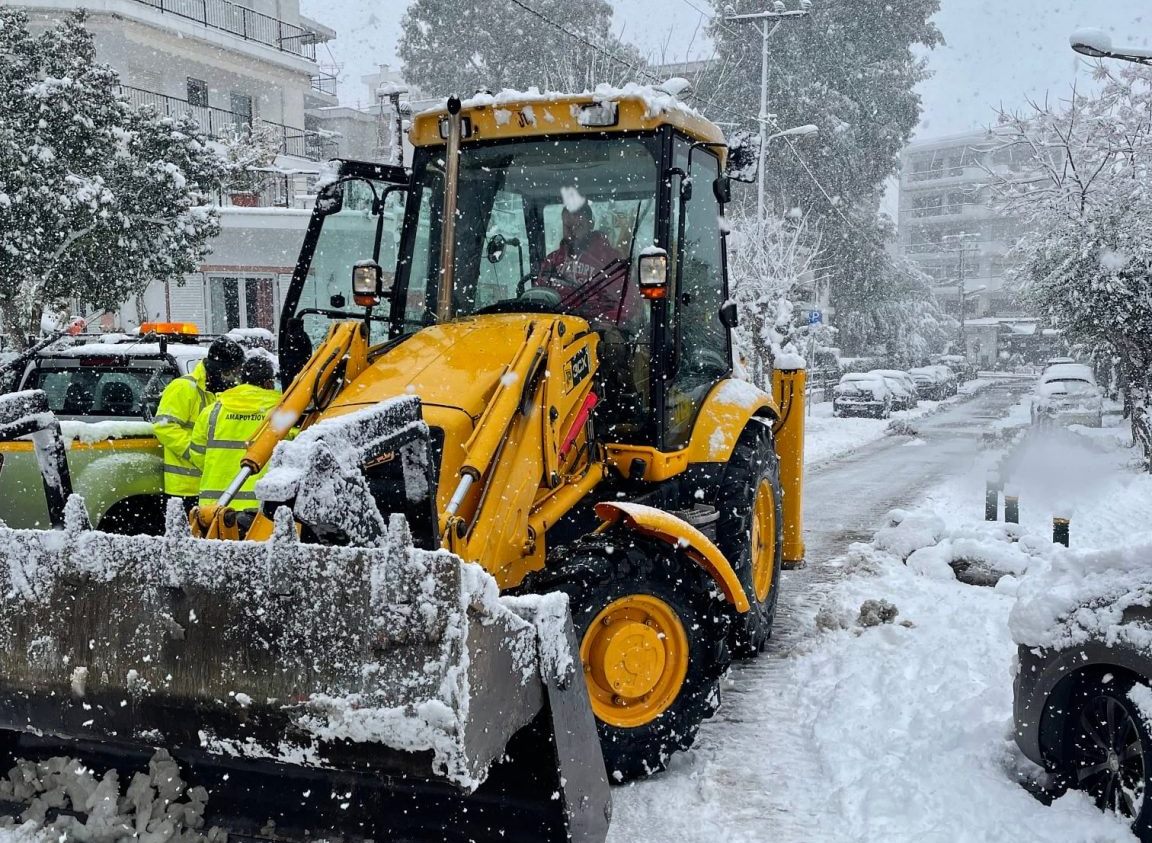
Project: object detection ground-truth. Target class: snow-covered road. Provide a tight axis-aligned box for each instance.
[608,376,1104,843]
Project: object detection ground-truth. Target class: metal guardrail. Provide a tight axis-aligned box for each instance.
[310,73,337,97]
[119,85,336,160]
[131,0,317,60]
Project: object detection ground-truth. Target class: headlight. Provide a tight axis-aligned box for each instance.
[352,259,384,307]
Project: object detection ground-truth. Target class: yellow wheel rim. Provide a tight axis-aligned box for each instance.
[750,478,777,602]
[580,595,689,729]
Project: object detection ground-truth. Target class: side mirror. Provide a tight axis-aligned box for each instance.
[637,248,669,300]
[315,180,346,216]
[352,259,387,307]
[486,233,507,264]
[714,176,732,204]
[726,130,762,184]
[719,300,739,329]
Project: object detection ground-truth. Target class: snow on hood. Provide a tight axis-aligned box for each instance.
[1010,540,1152,652]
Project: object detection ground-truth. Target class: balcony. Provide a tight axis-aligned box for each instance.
[310,72,338,97]
[129,0,319,60]
[119,85,338,160]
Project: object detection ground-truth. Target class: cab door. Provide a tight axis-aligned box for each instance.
[665,141,731,450]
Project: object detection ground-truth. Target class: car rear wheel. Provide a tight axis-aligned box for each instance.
[1060,676,1152,837]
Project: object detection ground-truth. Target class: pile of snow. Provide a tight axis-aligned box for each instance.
[0,750,223,842]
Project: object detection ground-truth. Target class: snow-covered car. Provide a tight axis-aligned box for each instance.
[0,326,209,533]
[1011,547,1152,839]
[833,373,892,418]
[1032,364,1103,427]
[1044,356,1076,369]
[869,369,918,410]
[909,366,953,400]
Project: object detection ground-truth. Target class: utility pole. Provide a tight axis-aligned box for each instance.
[724,1,813,220]
[940,231,981,350]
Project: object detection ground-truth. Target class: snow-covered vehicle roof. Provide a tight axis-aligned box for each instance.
[837,374,889,396]
[909,366,944,381]
[39,341,207,368]
[409,84,726,154]
[1040,363,1095,385]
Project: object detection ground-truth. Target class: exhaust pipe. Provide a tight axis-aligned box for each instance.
[437,96,463,322]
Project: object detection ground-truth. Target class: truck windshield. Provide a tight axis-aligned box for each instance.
[398,135,660,334]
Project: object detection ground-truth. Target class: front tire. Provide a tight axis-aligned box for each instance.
[1059,675,1152,838]
[715,420,784,658]
[523,533,730,782]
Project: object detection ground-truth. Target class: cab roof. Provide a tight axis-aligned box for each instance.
[409,85,728,155]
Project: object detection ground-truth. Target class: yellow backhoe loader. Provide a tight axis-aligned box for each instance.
[0,89,805,840]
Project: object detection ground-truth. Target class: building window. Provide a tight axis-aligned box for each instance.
[230,92,253,128]
[208,276,275,333]
[187,77,208,108]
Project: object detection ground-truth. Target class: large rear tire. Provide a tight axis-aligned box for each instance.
[523,532,730,782]
[715,420,784,658]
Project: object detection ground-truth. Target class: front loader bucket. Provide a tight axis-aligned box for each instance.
[0,397,610,841]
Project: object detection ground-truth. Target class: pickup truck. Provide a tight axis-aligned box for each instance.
[0,332,208,533]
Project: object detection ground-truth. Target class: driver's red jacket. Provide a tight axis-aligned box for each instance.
[537,233,638,324]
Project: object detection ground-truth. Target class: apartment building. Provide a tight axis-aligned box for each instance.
[15,0,342,336]
[897,129,1036,322]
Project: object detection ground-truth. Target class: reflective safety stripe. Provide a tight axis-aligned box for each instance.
[205,439,249,449]
[199,490,258,501]
[154,414,194,429]
[190,443,206,454]
[163,464,202,477]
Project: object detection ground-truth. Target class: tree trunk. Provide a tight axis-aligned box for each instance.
[0,299,29,352]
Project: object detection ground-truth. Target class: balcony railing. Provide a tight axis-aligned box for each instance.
[119,85,337,160]
[130,0,318,60]
[907,203,969,219]
[310,72,337,97]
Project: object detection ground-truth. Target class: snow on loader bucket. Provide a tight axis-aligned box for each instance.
[0,390,610,842]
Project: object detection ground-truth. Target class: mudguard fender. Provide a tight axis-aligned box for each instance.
[593,501,750,613]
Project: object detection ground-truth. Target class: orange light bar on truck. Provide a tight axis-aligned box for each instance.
[139,322,199,336]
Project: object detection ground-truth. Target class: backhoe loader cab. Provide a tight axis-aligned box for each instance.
[273,90,808,780]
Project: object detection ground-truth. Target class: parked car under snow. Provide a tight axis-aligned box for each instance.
[832,373,892,418]
[1032,364,1103,428]
[909,366,955,401]
[869,370,919,410]
[1011,544,1152,840]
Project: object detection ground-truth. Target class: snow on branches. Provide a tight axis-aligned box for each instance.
[727,210,822,386]
[987,65,1152,468]
[0,10,228,348]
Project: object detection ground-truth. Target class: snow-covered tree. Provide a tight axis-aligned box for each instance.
[727,210,822,386]
[217,122,281,196]
[705,0,941,339]
[397,0,643,96]
[0,10,226,348]
[987,67,1152,468]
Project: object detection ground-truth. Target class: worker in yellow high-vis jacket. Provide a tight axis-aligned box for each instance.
[190,354,281,513]
[153,336,245,511]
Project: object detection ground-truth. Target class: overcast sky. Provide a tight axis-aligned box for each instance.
[303,0,1150,140]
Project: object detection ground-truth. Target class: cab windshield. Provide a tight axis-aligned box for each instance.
[398,135,661,334]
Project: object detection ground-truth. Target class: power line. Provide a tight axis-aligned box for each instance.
[506,0,661,84]
[505,0,856,231]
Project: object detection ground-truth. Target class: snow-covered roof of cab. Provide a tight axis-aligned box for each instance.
[409,84,727,154]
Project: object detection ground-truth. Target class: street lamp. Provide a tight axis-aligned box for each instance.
[1070,28,1152,66]
[724,1,813,220]
[764,123,818,142]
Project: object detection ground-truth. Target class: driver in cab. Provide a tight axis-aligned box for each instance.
[535,200,637,325]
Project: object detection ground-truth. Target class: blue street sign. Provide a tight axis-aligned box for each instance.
[808,309,822,325]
